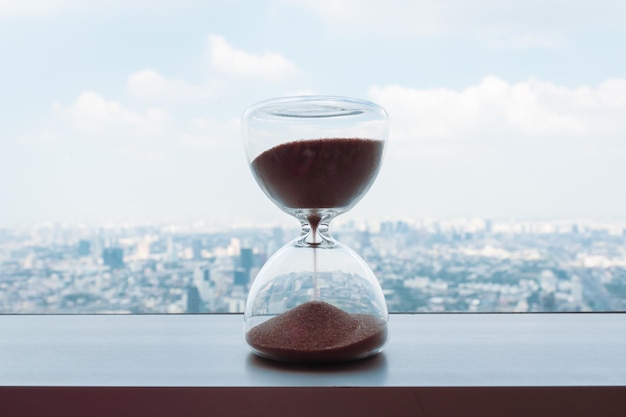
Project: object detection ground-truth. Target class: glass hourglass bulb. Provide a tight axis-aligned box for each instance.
[241,96,389,362]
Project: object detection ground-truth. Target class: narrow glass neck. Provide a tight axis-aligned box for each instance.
[295,211,336,248]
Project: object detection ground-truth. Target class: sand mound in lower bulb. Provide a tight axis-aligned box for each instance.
[246,301,387,362]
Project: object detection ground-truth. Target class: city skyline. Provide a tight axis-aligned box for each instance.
[1,217,625,314]
[2,1,626,226]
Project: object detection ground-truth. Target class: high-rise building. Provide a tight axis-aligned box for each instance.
[193,266,215,311]
[77,240,91,257]
[484,219,493,234]
[396,221,410,233]
[571,275,584,306]
[540,270,557,294]
[380,221,394,235]
[234,268,249,286]
[194,267,211,284]
[102,247,124,269]
[136,240,150,259]
[166,235,177,262]
[358,229,371,248]
[272,227,285,246]
[186,285,202,313]
[91,237,104,260]
[228,238,241,256]
[236,247,255,287]
[192,239,202,260]
[240,248,253,271]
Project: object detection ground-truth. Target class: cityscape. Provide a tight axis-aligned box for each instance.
[1,218,625,314]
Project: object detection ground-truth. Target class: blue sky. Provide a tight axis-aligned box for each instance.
[1,0,626,226]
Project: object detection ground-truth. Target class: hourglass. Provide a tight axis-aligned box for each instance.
[242,96,389,362]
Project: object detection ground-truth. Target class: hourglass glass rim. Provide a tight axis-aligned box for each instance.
[244,95,388,120]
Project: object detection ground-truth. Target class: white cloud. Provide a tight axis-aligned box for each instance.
[127,69,223,101]
[207,34,299,81]
[18,90,243,154]
[361,76,626,219]
[4,87,268,225]
[57,91,171,137]
[9,76,626,223]
[368,76,626,151]
[10,92,180,174]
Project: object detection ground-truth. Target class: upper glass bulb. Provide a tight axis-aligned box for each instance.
[243,96,388,226]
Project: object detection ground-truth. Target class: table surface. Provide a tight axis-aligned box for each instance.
[1,312,625,387]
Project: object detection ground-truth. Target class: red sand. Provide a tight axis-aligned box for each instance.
[251,138,383,210]
[246,301,387,362]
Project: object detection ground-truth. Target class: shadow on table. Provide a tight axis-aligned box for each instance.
[245,352,388,385]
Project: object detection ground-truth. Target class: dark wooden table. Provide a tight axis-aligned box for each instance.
[1,313,625,416]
